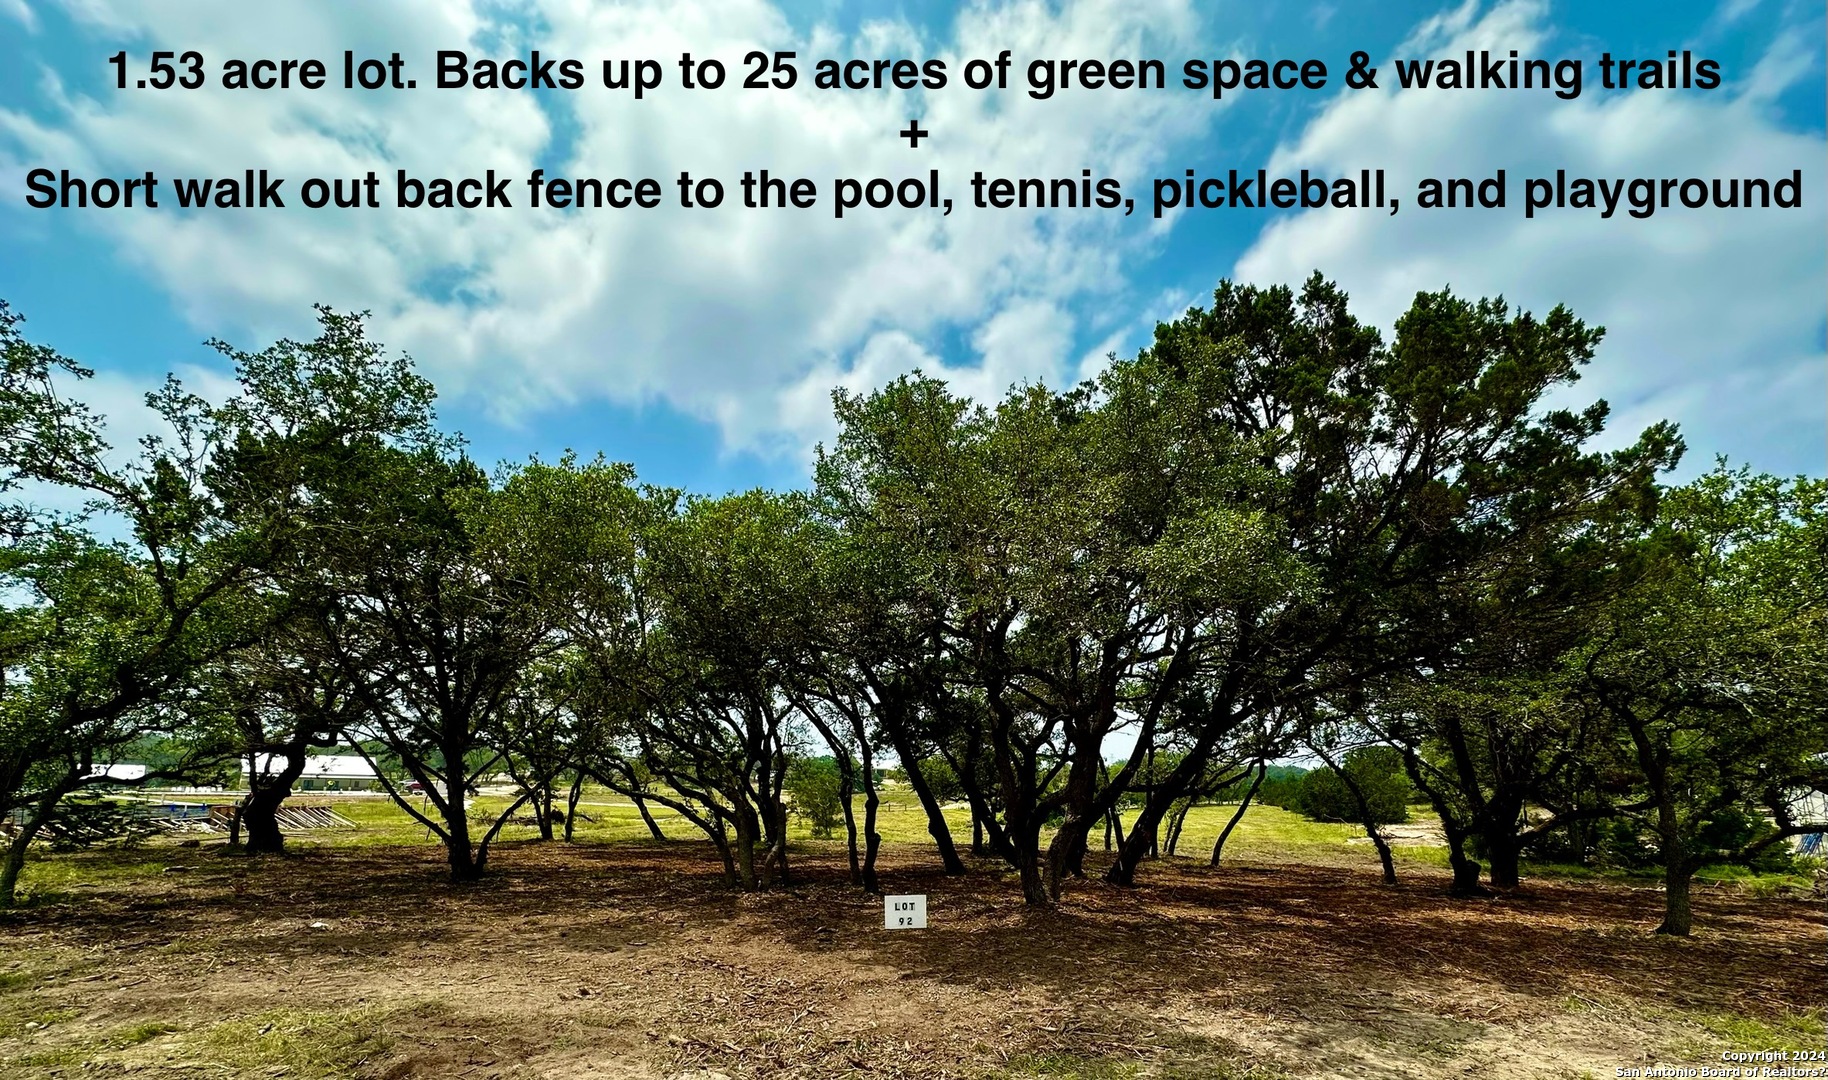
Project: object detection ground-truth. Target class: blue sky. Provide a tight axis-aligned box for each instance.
[2,0,1823,495]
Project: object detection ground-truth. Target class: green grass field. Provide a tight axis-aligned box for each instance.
[17,785,1818,900]
[323,786,1396,859]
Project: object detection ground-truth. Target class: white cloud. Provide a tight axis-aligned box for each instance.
[1710,0,1763,29]
[1,0,36,31]
[2,0,1217,457]
[766,296,1069,457]
[9,0,1819,476]
[1234,0,1826,475]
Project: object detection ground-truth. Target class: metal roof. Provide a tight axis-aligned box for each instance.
[240,754,378,780]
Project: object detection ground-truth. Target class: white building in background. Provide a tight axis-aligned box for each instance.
[240,753,381,792]
[82,763,148,783]
[1791,785,1828,856]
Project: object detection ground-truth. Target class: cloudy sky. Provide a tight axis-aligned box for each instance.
[1,0,1822,493]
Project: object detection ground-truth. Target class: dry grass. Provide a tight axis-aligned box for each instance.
[1,831,1821,1079]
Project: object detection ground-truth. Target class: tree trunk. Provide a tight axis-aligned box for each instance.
[1476,792,1527,889]
[1484,834,1521,890]
[1107,792,1174,886]
[633,793,665,840]
[1444,826,1490,898]
[839,768,861,886]
[242,748,308,855]
[443,781,483,883]
[1164,800,1191,857]
[241,781,292,855]
[535,785,555,842]
[767,798,791,887]
[1045,813,1098,900]
[1403,753,1490,899]
[0,823,41,909]
[1367,824,1397,885]
[1143,747,1157,862]
[1061,822,1090,880]
[1321,752,1395,885]
[897,751,966,875]
[1209,778,1261,867]
[1012,819,1048,904]
[0,783,70,907]
[1449,849,1485,896]
[1657,860,1694,936]
[1018,854,1047,904]
[734,807,760,891]
[1652,786,1695,935]
[859,765,883,895]
[1632,722,1695,936]
[711,817,737,885]
[964,787,1015,862]
[563,774,584,842]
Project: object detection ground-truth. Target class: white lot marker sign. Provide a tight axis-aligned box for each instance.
[884,894,927,930]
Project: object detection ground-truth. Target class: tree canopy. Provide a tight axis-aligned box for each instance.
[0,277,1819,939]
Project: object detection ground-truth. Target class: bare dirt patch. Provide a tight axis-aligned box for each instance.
[1,840,1820,1079]
[1344,821,1445,847]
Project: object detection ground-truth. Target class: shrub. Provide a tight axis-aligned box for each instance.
[45,796,160,851]
[1293,748,1410,825]
[785,757,846,839]
[1250,768,1308,810]
[917,756,965,804]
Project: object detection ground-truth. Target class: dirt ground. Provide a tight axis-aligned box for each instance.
[1,839,1821,1079]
